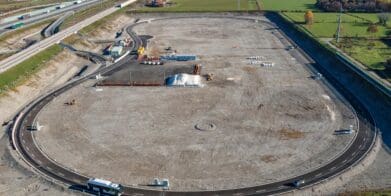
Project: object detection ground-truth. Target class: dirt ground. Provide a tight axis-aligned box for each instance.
[0,12,389,195]
[34,16,356,191]
[66,14,135,54]
[0,50,90,196]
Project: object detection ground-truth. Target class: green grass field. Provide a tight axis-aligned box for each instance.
[61,0,124,30]
[0,45,62,95]
[140,0,316,12]
[337,39,389,69]
[283,12,390,38]
[336,38,390,81]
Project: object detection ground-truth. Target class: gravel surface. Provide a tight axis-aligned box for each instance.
[34,16,355,191]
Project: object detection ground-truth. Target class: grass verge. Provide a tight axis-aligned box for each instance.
[0,44,63,95]
[60,0,124,30]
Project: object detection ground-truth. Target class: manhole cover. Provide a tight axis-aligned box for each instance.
[195,122,216,131]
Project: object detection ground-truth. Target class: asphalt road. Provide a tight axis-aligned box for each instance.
[0,0,101,33]
[43,11,74,38]
[10,17,377,196]
[0,0,138,74]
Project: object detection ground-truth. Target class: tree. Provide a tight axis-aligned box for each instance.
[378,13,390,26]
[304,10,314,25]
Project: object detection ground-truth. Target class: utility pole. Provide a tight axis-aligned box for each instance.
[336,2,343,43]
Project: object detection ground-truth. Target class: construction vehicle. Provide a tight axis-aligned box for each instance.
[137,46,145,56]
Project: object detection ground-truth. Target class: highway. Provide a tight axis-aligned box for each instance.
[0,0,101,33]
[0,0,137,74]
[10,17,377,196]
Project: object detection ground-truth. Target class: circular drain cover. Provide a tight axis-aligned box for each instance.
[195,122,216,131]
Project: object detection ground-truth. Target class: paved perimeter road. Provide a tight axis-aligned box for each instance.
[0,0,137,74]
[10,17,377,196]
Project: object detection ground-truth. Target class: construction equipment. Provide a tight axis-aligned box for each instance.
[137,46,145,56]
[193,64,202,75]
[139,55,163,65]
[148,178,169,190]
[160,54,197,61]
[65,99,76,106]
[206,73,214,81]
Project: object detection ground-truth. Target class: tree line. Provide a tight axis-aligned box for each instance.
[316,0,391,12]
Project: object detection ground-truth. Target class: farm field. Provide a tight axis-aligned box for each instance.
[282,11,390,82]
[335,39,391,82]
[283,12,390,38]
[140,0,317,12]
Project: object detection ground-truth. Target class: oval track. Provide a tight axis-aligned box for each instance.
[11,16,377,196]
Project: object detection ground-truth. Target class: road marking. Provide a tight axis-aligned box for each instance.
[25,147,29,151]
[342,159,347,163]
[352,152,357,156]
[22,140,25,143]
[232,192,244,196]
[278,185,285,189]
[256,189,266,193]
[330,166,336,171]
[46,167,52,171]
[57,172,65,177]
[35,160,42,164]
[30,154,35,158]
